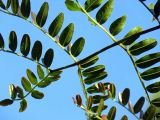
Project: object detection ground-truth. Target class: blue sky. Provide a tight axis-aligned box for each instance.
[0,0,159,120]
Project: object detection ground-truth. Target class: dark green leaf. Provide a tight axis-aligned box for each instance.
[0,99,13,106]
[0,0,5,9]
[108,106,116,120]
[80,55,99,68]
[16,86,24,99]
[129,38,157,56]
[9,31,17,52]
[31,41,42,61]
[146,82,160,93]
[37,80,51,88]
[135,52,160,69]
[37,65,44,79]
[65,0,81,11]
[6,0,11,9]
[108,84,116,99]
[143,105,156,120]
[141,67,160,80]
[87,96,93,110]
[133,97,145,114]
[42,48,54,67]
[48,12,64,37]
[121,115,128,120]
[21,77,32,92]
[49,70,62,77]
[154,0,160,18]
[19,99,27,112]
[155,113,160,118]
[109,15,126,36]
[11,0,19,14]
[85,0,104,12]
[96,0,114,24]
[20,34,30,56]
[9,84,17,100]
[92,95,109,104]
[0,33,4,49]
[122,88,130,105]
[84,72,107,85]
[26,69,38,85]
[122,26,142,45]
[82,65,105,77]
[87,82,110,94]
[59,23,74,47]
[97,99,104,116]
[21,0,31,18]
[36,2,49,27]
[71,37,85,57]
[31,90,44,99]
[151,98,160,107]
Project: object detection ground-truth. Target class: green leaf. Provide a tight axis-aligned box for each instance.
[71,37,85,57]
[31,41,42,61]
[155,113,160,118]
[122,26,142,45]
[122,88,130,105]
[141,66,160,81]
[0,99,13,106]
[31,90,44,99]
[19,99,27,112]
[26,69,38,85]
[37,80,51,88]
[0,33,4,49]
[133,97,145,114]
[128,38,157,56]
[48,12,64,37]
[59,23,74,47]
[82,65,105,77]
[42,48,54,67]
[37,65,44,79]
[108,84,116,99]
[11,0,19,14]
[36,2,49,27]
[135,52,160,69]
[148,3,154,9]
[87,96,93,110]
[96,0,114,24]
[143,105,156,120]
[151,97,160,107]
[6,0,11,9]
[84,72,107,85]
[20,34,30,56]
[109,15,126,36]
[97,99,104,116]
[146,82,160,93]
[121,115,128,120]
[87,82,110,94]
[92,95,109,104]
[80,55,99,68]
[0,0,5,9]
[65,0,81,11]
[21,0,31,18]
[9,84,17,100]
[85,0,104,12]
[91,105,107,113]
[21,77,32,92]
[108,106,116,120]
[9,31,17,52]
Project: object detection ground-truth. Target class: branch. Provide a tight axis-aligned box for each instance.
[50,24,160,72]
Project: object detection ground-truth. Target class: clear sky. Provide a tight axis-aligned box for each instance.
[0,0,159,120]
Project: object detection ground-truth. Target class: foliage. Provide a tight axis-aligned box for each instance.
[0,0,160,120]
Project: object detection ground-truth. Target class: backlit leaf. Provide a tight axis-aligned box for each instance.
[122,88,130,105]
[37,65,44,79]
[21,0,31,18]
[20,34,30,56]
[0,99,13,106]
[108,106,116,120]
[9,31,17,52]
[65,0,81,11]
[121,115,128,120]
[11,0,19,14]
[0,0,5,9]
[21,77,32,92]
[96,0,114,24]
[0,33,4,49]
[97,99,104,116]
[59,23,74,47]
[6,0,11,9]
[129,38,157,56]
[26,69,38,85]
[9,84,17,100]
[133,97,145,114]
[36,2,49,27]
[143,105,156,120]
[109,15,126,36]
[19,99,27,112]
[92,95,109,104]
[146,82,160,93]
[31,90,44,99]
[85,0,104,12]
[151,98,160,107]
[48,13,64,37]
[42,48,54,67]
[31,41,42,61]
